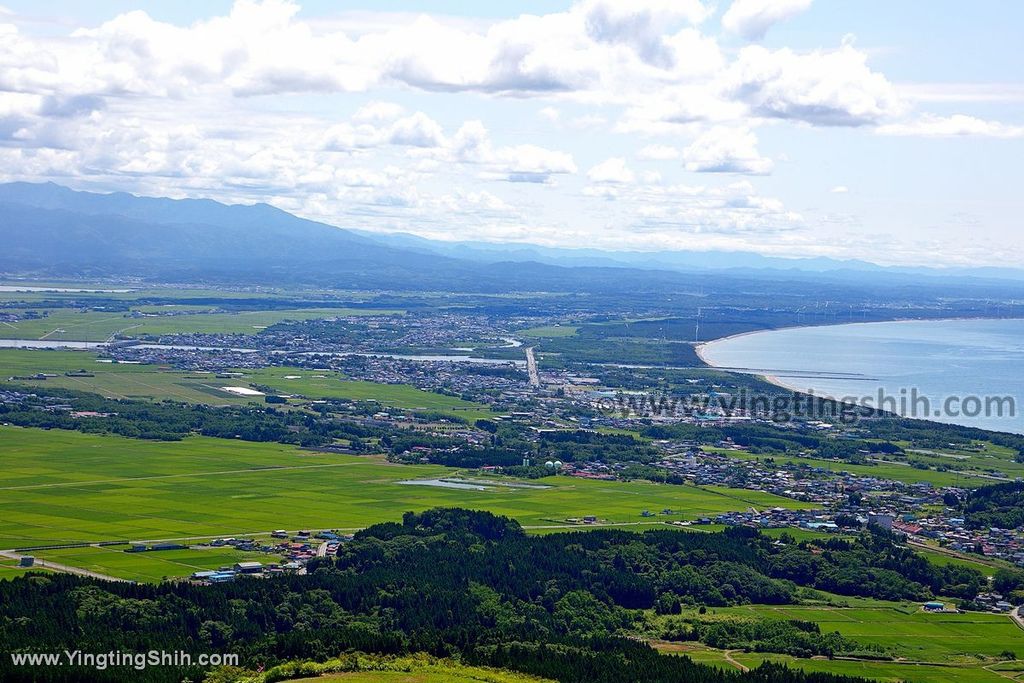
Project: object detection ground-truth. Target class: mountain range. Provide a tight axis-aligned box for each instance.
[2,182,1023,291]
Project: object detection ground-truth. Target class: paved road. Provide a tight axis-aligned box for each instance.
[0,549,129,583]
[525,346,540,387]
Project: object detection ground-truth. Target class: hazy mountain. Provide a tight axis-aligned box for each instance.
[350,230,1024,282]
[0,182,487,289]
[2,182,1023,293]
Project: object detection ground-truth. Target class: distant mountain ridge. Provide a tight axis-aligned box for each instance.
[350,229,1024,282]
[1,182,1023,291]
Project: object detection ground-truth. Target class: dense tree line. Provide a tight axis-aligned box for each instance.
[657,617,878,660]
[0,509,981,682]
[963,481,1024,530]
[390,427,661,469]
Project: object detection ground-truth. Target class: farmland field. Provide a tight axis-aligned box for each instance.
[0,348,262,405]
[0,349,492,418]
[0,307,400,342]
[677,645,1012,683]
[0,426,811,578]
[0,561,46,580]
[660,598,1024,682]
[712,601,1023,663]
[246,367,493,419]
[518,325,579,338]
[29,545,272,583]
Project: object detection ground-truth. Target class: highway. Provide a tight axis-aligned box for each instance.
[525,346,540,387]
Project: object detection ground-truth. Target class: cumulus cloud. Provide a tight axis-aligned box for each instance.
[451,120,577,183]
[876,114,1024,138]
[322,112,446,151]
[682,126,773,174]
[727,43,904,126]
[581,0,711,68]
[0,1,1014,263]
[722,0,813,41]
[587,157,636,183]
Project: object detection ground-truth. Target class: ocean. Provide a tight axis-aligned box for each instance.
[699,318,1024,435]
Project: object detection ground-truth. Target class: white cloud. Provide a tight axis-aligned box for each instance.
[587,157,636,183]
[682,125,773,174]
[321,112,446,150]
[0,1,1015,266]
[830,185,849,193]
[722,0,813,41]
[727,43,904,126]
[384,112,446,147]
[637,144,680,160]
[451,120,577,183]
[876,114,1024,138]
[581,0,712,68]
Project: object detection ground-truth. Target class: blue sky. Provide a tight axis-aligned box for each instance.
[1,1,1021,266]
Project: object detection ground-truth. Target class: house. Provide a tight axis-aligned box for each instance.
[234,561,263,575]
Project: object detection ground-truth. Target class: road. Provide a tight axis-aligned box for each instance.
[1012,606,1024,632]
[525,346,540,387]
[722,650,749,672]
[907,540,1002,573]
[0,549,129,583]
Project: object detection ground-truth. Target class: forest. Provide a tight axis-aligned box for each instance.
[0,509,984,683]
[964,480,1024,529]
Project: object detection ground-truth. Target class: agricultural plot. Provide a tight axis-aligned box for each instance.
[29,545,271,583]
[662,598,1024,682]
[0,426,810,578]
[247,367,493,419]
[0,349,260,405]
[518,325,579,338]
[722,650,1008,683]
[0,561,46,580]
[0,350,490,418]
[0,307,400,341]
[708,601,1024,664]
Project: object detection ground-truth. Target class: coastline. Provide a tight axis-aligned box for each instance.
[696,315,1024,370]
[700,317,1024,405]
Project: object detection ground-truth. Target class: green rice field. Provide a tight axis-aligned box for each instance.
[0,307,401,342]
[0,349,492,418]
[660,597,1024,682]
[713,601,1023,664]
[30,545,271,583]
[0,426,811,578]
